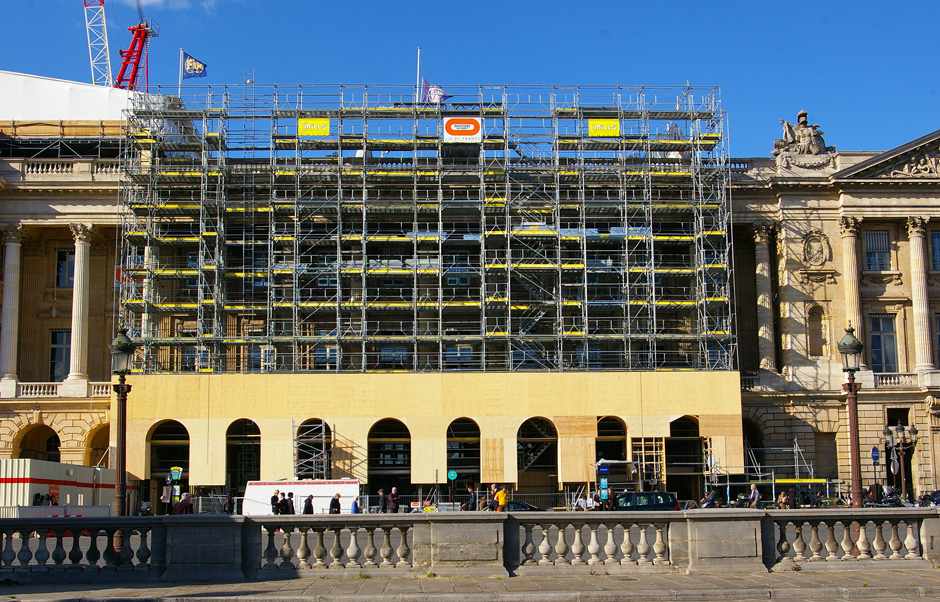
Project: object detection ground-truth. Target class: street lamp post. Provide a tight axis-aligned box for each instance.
[838,324,864,508]
[109,328,136,517]
[884,421,918,503]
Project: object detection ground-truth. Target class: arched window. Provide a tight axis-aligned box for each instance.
[226,419,261,497]
[368,419,411,495]
[807,306,826,356]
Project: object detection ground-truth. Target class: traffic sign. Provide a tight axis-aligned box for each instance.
[871,446,880,463]
[447,470,457,481]
[598,464,609,475]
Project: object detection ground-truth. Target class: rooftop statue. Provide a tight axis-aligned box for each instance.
[773,111,835,156]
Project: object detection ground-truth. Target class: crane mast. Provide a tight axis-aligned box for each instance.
[83,0,113,86]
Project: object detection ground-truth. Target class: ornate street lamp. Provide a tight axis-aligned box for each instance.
[109,328,136,517]
[838,324,864,507]
[884,420,918,503]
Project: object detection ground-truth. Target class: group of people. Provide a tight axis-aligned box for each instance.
[574,489,617,511]
[457,484,509,511]
[31,493,58,506]
[270,489,364,515]
[375,486,401,513]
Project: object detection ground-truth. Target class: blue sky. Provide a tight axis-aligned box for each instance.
[2,0,937,158]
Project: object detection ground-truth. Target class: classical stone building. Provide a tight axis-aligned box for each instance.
[1,72,938,509]
[733,114,940,497]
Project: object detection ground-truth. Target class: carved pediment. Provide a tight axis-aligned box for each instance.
[833,128,940,180]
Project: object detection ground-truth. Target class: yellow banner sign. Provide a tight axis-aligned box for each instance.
[588,119,620,137]
[298,118,330,137]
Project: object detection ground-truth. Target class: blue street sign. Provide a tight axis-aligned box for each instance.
[447,470,457,481]
[598,464,610,475]
[871,446,880,463]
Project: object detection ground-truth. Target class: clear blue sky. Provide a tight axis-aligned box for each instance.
[3,0,937,158]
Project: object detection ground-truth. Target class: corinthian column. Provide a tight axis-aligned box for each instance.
[908,217,935,371]
[840,216,867,370]
[0,225,23,398]
[754,223,777,372]
[60,224,92,397]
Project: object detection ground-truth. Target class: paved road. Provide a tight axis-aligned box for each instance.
[3,568,940,601]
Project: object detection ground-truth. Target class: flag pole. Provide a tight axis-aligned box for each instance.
[415,47,421,104]
[178,48,183,98]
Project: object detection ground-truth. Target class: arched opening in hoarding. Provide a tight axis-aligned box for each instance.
[368,419,411,497]
[295,418,332,480]
[516,417,557,494]
[446,418,480,492]
[596,416,630,488]
[666,415,703,501]
[226,419,261,497]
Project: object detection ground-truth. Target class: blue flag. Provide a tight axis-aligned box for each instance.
[182,52,207,79]
[420,78,451,104]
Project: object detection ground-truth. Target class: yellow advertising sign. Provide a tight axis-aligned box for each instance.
[298,118,330,137]
[588,119,620,137]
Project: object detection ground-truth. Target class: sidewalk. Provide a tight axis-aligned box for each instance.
[3,569,940,601]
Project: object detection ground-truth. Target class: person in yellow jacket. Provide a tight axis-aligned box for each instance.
[495,485,509,512]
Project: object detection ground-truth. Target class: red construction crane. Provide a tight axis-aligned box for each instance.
[112,1,158,92]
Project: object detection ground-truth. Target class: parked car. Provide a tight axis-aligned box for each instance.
[614,492,681,511]
[505,500,544,511]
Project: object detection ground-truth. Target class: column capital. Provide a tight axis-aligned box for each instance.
[907,216,929,238]
[69,223,94,244]
[753,222,777,245]
[839,216,861,237]
[0,224,24,245]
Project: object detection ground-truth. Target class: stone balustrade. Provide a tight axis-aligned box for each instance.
[0,509,936,583]
[0,159,120,182]
[12,381,111,399]
[874,372,919,388]
[768,509,928,567]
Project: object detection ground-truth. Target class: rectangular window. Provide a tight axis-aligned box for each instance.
[865,230,891,271]
[55,249,75,287]
[49,330,71,382]
[869,314,898,373]
[932,231,940,271]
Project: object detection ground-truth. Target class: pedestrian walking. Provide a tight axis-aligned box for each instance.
[270,489,280,514]
[350,496,360,514]
[277,492,288,515]
[748,483,761,509]
[172,492,194,515]
[495,485,508,512]
[387,486,399,514]
[787,486,799,509]
[303,494,314,514]
[378,488,387,513]
[461,486,477,511]
[329,493,341,514]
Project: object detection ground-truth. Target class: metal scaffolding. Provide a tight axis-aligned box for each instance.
[119,84,734,373]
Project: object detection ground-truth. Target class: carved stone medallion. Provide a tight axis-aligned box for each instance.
[801,229,831,266]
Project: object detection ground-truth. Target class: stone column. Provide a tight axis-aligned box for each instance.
[0,225,23,398]
[754,223,777,372]
[908,217,935,371]
[60,224,92,397]
[840,216,868,370]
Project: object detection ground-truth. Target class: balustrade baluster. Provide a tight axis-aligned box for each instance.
[839,521,855,561]
[263,526,279,569]
[620,523,635,565]
[312,529,327,568]
[379,528,394,567]
[51,530,67,565]
[903,521,921,560]
[395,526,411,568]
[889,522,903,560]
[570,524,585,565]
[537,525,552,565]
[587,524,601,565]
[345,527,362,568]
[553,524,569,565]
[652,524,668,565]
[136,528,151,565]
[362,527,378,568]
[856,521,871,560]
[16,529,34,566]
[808,522,823,561]
[824,522,838,561]
[603,524,618,566]
[118,529,135,568]
[296,528,311,569]
[100,529,115,568]
[636,524,651,565]
[872,521,887,560]
[1,531,15,566]
[34,529,49,566]
[790,521,806,561]
[521,524,536,565]
[280,525,295,567]
[329,527,344,568]
[67,530,83,565]
[776,522,791,563]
